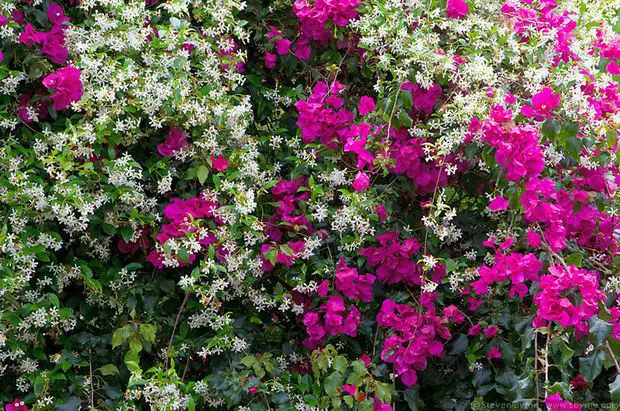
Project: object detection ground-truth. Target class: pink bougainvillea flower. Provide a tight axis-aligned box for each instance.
[526,230,542,248]
[267,26,283,40]
[376,299,450,387]
[335,258,375,302]
[446,0,469,19]
[18,6,70,64]
[472,252,542,298]
[468,323,483,336]
[39,25,69,64]
[316,279,329,296]
[358,96,376,116]
[118,239,140,254]
[488,195,509,211]
[481,106,545,181]
[11,10,25,25]
[443,305,465,324]
[534,265,605,334]
[402,82,442,114]
[344,132,374,169]
[341,384,356,396]
[375,204,388,222]
[302,295,361,348]
[5,399,28,411]
[157,127,188,157]
[265,51,276,68]
[18,23,43,46]
[526,86,561,119]
[483,325,498,338]
[373,397,393,411]
[545,393,582,411]
[275,39,291,55]
[487,346,502,360]
[42,64,83,110]
[47,2,70,25]
[210,155,228,171]
[607,61,620,75]
[294,38,312,61]
[570,375,589,391]
[352,171,370,192]
[499,237,514,250]
[17,91,50,123]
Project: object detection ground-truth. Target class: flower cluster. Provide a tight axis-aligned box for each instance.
[334,258,375,302]
[376,299,452,386]
[17,3,69,64]
[1,0,619,408]
[303,295,361,349]
[471,251,542,299]
[533,265,605,335]
[292,0,362,59]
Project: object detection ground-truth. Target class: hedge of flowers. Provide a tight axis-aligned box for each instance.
[0,0,619,409]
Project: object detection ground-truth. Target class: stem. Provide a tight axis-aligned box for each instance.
[607,341,620,374]
[89,352,95,409]
[535,332,540,406]
[164,292,190,371]
[545,329,549,388]
[541,242,570,271]
[371,326,379,358]
[181,354,191,381]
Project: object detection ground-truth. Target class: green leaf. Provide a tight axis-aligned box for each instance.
[351,359,366,375]
[99,364,120,376]
[241,355,256,368]
[564,252,583,268]
[197,165,209,184]
[324,371,343,396]
[125,262,143,271]
[129,338,142,353]
[333,355,347,373]
[119,226,133,242]
[375,382,392,404]
[541,119,560,139]
[610,375,620,403]
[589,317,613,347]
[557,122,581,158]
[400,90,413,109]
[404,388,423,411]
[34,375,45,396]
[448,334,469,355]
[177,247,190,264]
[558,340,575,364]
[579,350,605,382]
[547,382,572,400]
[139,324,157,343]
[112,329,125,349]
[48,293,60,308]
[55,397,81,411]
[398,110,413,128]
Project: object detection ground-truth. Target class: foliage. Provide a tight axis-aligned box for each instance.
[0,0,619,409]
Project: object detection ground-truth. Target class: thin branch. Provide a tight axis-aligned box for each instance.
[164,292,190,371]
[181,354,191,381]
[607,341,620,375]
[89,351,95,409]
[534,332,540,406]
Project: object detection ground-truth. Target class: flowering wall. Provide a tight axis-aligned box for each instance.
[0,0,619,409]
